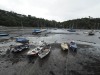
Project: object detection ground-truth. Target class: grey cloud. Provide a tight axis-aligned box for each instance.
[0,0,100,21]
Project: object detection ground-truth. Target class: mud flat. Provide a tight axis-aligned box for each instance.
[0,28,100,75]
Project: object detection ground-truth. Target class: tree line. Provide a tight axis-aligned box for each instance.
[0,9,100,29]
[62,17,100,29]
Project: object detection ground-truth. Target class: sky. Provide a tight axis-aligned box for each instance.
[0,0,100,22]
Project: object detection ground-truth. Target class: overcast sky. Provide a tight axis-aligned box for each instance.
[0,0,100,22]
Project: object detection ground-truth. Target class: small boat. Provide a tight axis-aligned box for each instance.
[69,41,77,51]
[0,32,9,36]
[61,42,68,51]
[38,44,51,58]
[27,46,43,56]
[16,38,29,43]
[88,30,95,35]
[11,44,29,53]
[67,29,76,32]
[32,29,41,34]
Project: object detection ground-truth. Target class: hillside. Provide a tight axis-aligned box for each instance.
[0,9,100,29]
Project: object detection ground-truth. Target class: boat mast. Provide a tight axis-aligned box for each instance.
[21,21,24,35]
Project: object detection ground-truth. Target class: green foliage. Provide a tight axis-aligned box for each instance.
[61,18,100,29]
[0,9,58,28]
[0,9,100,29]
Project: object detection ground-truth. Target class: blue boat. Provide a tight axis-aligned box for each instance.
[32,29,41,34]
[0,32,9,36]
[16,38,29,43]
[70,41,77,51]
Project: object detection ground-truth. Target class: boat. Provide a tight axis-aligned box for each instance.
[54,28,57,30]
[69,41,77,51]
[32,29,41,34]
[16,38,29,43]
[67,28,76,32]
[15,23,29,43]
[0,32,9,36]
[27,46,43,56]
[61,42,69,51]
[38,44,51,58]
[88,30,95,35]
[67,24,76,32]
[11,44,29,53]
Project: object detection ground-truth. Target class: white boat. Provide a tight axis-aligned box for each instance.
[69,41,77,51]
[61,42,68,51]
[27,46,43,56]
[38,44,51,58]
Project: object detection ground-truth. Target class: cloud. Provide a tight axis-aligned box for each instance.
[0,0,100,22]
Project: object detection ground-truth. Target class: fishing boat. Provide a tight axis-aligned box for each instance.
[27,46,43,56]
[69,41,77,51]
[11,44,29,53]
[61,42,69,51]
[38,44,51,58]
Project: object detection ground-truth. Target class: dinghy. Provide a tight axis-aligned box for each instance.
[38,44,51,58]
[69,41,77,51]
[61,42,69,51]
[27,46,43,56]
